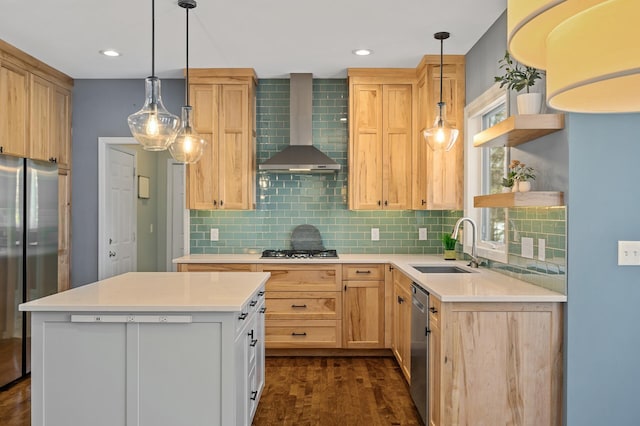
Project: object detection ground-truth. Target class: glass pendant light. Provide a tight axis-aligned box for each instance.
[424,32,459,152]
[168,0,206,164]
[128,0,179,151]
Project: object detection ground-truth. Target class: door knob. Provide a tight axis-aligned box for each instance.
[109,251,116,258]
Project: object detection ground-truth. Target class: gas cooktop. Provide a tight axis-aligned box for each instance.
[260,249,338,259]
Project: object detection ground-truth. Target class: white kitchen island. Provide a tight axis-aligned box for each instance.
[19,271,270,426]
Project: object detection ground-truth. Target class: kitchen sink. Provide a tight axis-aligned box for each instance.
[411,265,471,274]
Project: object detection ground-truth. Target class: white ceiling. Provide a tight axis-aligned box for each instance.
[0,0,506,79]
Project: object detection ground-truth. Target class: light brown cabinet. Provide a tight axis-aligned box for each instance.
[259,264,342,348]
[348,70,414,210]
[429,300,563,426]
[413,55,465,210]
[0,59,29,157]
[392,269,412,382]
[342,264,385,349]
[186,69,257,210]
[177,263,256,272]
[57,169,71,292]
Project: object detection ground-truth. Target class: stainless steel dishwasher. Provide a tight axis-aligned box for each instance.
[410,283,429,424]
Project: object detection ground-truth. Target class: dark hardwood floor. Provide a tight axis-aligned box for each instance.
[0,356,421,426]
[253,357,422,426]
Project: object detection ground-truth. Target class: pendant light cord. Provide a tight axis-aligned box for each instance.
[439,36,443,106]
[185,7,190,106]
[151,0,155,77]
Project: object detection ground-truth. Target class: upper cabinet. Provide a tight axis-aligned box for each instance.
[413,55,466,210]
[186,69,257,210]
[0,40,73,168]
[0,59,29,157]
[348,69,414,210]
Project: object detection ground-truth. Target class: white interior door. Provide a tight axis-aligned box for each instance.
[104,147,136,279]
[166,162,186,271]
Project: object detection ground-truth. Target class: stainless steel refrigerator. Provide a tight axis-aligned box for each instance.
[0,155,58,388]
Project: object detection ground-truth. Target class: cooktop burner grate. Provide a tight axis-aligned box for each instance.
[261,249,338,259]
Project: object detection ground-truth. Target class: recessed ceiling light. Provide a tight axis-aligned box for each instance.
[100,49,121,57]
[353,49,373,56]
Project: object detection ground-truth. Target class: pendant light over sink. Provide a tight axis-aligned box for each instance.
[168,0,206,164]
[127,0,179,151]
[424,31,459,151]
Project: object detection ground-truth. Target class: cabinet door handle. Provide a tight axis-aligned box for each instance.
[0,146,3,153]
[250,391,258,401]
[355,270,371,274]
[250,339,258,347]
[238,312,248,320]
[421,199,426,205]
[397,296,405,304]
[247,330,254,339]
[213,200,217,206]
[258,291,265,297]
[429,307,438,314]
[291,332,307,337]
[219,200,224,206]
[291,304,307,308]
[259,307,267,314]
[249,300,257,307]
[377,200,381,206]
[384,200,388,206]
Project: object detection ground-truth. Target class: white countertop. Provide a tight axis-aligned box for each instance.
[19,272,270,312]
[174,254,566,303]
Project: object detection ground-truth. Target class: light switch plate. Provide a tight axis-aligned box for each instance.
[521,237,534,259]
[538,238,546,261]
[371,228,380,241]
[210,228,219,241]
[419,228,427,240]
[618,241,640,265]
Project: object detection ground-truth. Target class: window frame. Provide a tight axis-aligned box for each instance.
[463,83,509,263]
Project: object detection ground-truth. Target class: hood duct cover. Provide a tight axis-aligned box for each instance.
[259,73,340,172]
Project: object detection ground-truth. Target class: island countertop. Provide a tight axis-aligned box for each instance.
[174,254,566,303]
[19,271,271,312]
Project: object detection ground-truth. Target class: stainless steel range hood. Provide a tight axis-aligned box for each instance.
[259,73,340,173]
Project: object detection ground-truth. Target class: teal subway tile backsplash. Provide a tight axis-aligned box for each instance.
[189,78,567,293]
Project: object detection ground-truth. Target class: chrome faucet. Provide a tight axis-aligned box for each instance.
[451,217,479,268]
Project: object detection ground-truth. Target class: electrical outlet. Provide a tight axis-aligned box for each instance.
[371,228,380,241]
[538,238,546,261]
[210,228,219,242]
[618,241,640,265]
[419,228,427,240]
[521,237,534,259]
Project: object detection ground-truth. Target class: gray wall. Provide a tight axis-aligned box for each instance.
[71,79,184,286]
[567,114,640,425]
[469,11,640,425]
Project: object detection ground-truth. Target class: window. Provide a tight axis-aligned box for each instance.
[464,84,509,263]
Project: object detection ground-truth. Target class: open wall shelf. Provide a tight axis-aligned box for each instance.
[474,191,565,208]
[473,114,565,148]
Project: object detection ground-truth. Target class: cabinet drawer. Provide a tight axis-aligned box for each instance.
[265,320,342,348]
[178,263,257,272]
[343,264,385,281]
[265,292,341,320]
[258,264,341,292]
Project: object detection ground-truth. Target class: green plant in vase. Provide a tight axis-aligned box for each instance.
[494,50,544,114]
[441,233,457,260]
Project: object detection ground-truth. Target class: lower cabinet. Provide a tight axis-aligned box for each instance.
[342,264,385,349]
[177,263,256,272]
[429,300,563,426]
[259,264,343,348]
[392,269,412,382]
[29,286,266,426]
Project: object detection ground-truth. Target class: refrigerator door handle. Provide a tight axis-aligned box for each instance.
[29,242,38,246]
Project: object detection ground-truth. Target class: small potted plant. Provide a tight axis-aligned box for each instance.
[441,233,457,260]
[506,159,535,192]
[494,50,543,114]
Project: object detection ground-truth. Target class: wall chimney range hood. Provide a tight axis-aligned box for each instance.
[259,73,340,173]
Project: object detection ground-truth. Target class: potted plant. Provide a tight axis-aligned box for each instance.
[441,233,457,260]
[494,51,544,114]
[506,159,536,192]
